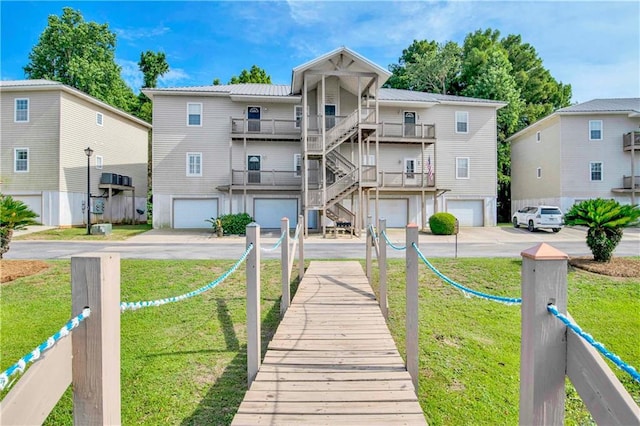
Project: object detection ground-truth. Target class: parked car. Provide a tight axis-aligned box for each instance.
[512,206,564,232]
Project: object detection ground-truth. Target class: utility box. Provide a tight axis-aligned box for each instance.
[91,223,112,235]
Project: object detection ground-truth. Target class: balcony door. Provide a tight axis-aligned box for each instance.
[404,158,416,184]
[248,106,261,132]
[403,111,416,137]
[248,155,261,183]
[325,104,336,130]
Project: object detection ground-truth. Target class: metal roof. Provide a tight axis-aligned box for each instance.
[557,98,640,113]
[378,89,505,105]
[145,84,292,96]
[0,79,62,88]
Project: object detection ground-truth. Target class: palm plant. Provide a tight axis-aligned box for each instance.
[0,194,39,258]
[564,198,640,262]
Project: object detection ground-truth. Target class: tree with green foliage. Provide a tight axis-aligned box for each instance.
[0,195,39,258]
[220,65,272,85]
[24,7,137,113]
[404,41,461,94]
[139,51,169,89]
[386,29,572,221]
[564,199,640,262]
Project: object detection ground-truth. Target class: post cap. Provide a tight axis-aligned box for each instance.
[521,243,569,260]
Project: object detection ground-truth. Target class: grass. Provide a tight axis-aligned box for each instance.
[13,224,152,240]
[368,258,640,426]
[1,258,638,425]
[1,258,297,425]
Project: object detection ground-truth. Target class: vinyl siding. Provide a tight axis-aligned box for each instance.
[510,116,562,212]
[560,114,639,202]
[0,90,61,191]
[58,92,148,195]
[232,142,300,171]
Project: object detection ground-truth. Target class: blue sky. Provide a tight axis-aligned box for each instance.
[1,1,638,104]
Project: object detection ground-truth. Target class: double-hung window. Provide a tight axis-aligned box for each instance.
[187,103,202,126]
[456,157,470,179]
[186,152,202,176]
[590,162,603,181]
[15,98,29,122]
[455,111,468,134]
[589,120,603,140]
[15,148,29,172]
[294,105,303,129]
[294,154,302,177]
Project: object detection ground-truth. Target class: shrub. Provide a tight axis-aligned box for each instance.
[216,213,253,235]
[0,194,39,258]
[429,212,457,235]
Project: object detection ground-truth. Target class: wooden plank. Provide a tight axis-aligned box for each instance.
[0,337,72,425]
[232,412,428,425]
[567,328,640,425]
[252,371,413,382]
[236,400,424,414]
[242,389,419,402]
[247,380,416,392]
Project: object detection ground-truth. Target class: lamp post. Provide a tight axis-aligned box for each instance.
[85,147,94,235]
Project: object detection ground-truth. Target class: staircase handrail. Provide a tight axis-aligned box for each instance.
[325,169,358,204]
[326,150,356,176]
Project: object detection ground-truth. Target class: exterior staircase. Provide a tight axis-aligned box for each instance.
[306,107,376,235]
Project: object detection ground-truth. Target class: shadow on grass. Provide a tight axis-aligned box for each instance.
[180,273,303,425]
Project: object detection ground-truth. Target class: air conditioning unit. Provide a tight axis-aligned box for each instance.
[100,173,118,184]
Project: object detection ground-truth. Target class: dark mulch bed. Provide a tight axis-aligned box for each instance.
[569,257,640,278]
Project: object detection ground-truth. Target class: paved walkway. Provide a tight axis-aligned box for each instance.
[231,261,427,425]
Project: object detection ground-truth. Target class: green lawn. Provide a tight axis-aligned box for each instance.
[13,224,152,240]
[1,258,638,425]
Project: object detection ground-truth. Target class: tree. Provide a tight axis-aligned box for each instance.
[385,40,438,89]
[228,65,272,84]
[24,7,137,113]
[404,41,461,94]
[0,195,39,258]
[139,51,169,89]
[564,199,640,262]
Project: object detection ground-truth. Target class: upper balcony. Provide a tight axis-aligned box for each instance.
[376,122,436,143]
[231,118,301,141]
[623,131,640,152]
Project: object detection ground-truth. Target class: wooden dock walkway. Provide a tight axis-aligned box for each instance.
[232,261,427,425]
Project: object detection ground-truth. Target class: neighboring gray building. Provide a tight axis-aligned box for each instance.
[508,98,640,215]
[143,47,505,233]
[1,80,151,226]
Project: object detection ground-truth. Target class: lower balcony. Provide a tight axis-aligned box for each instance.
[623,131,640,151]
[226,170,302,191]
[378,171,435,189]
[622,175,640,189]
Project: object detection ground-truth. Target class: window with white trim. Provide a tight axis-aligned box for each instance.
[96,155,103,170]
[294,154,302,177]
[186,152,202,176]
[404,158,416,179]
[15,148,29,172]
[294,105,303,129]
[590,161,603,181]
[536,131,541,143]
[96,112,104,126]
[536,167,542,179]
[456,157,469,179]
[187,103,202,126]
[589,120,602,140]
[15,98,29,122]
[455,111,468,134]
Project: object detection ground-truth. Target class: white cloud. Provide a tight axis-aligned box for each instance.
[159,68,191,87]
[117,58,143,92]
[114,25,170,42]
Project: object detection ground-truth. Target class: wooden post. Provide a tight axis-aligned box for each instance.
[366,215,372,280]
[298,214,305,280]
[71,253,121,425]
[246,223,261,387]
[280,217,290,317]
[379,218,388,319]
[405,223,419,393]
[519,243,568,425]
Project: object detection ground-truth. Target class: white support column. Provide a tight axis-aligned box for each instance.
[298,214,305,280]
[519,243,568,425]
[280,217,290,317]
[405,223,419,394]
[246,223,261,387]
[365,215,372,280]
[71,253,121,425]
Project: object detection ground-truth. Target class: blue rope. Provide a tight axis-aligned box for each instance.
[261,231,286,252]
[292,222,301,242]
[381,230,407,251]
[547,304,640,383]
[0,308,91,391]
[120,244,254,311]
[368,224,378,240]
[412,243,522,305]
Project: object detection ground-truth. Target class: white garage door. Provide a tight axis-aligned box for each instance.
[446,200,483,226]
[255,199,298,229]
[173,198,218,229]
[14,195,43,223]
[370,199,408,228]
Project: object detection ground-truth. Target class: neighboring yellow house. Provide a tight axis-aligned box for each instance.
[508,98,640,215]
[1,79,151,226]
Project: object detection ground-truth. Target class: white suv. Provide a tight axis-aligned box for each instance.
[512,206,564,233]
